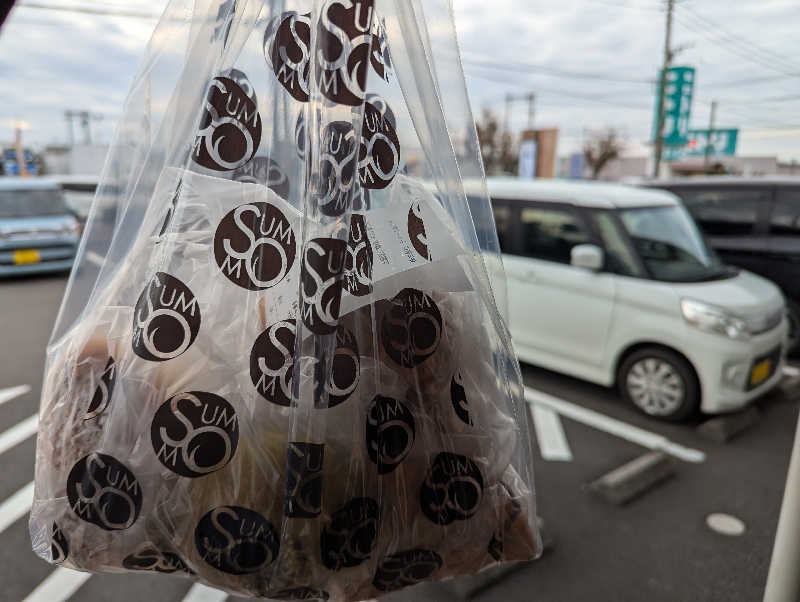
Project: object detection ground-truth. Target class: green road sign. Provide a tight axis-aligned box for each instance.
[653,66,695,147]
[664,128,738,161]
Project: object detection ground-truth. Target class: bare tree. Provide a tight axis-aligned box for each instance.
[584,128,624,179]
[475,109,517,175]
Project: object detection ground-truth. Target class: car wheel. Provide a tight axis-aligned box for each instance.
[618,347,699,422]
[785,299,800,356]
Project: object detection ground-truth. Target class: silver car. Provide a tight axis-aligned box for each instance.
[0,178,80,276]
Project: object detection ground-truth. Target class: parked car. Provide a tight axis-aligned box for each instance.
[644,177,800,354]
[46,174,98,221]
[0,178,80,276]
[476,177,787,421]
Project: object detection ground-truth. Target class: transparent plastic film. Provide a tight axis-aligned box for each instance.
[31,1,541,600]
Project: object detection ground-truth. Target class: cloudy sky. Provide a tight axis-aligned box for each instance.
[1,0,799,161]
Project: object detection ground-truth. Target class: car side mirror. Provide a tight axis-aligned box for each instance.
[571,243,604,271]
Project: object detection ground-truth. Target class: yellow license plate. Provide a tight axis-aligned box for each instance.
[750,359,772,386]
[13,249,40,265]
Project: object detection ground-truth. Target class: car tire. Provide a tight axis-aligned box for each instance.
[618,347,699,422]
[785,299,800,357]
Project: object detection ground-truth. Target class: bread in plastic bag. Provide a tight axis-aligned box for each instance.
[31,1,541,599]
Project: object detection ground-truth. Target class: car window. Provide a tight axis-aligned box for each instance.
[672,187,767,236]
[491,203,513,253]
[518,206,590,263]
[0,188,71,218]
[589,211,646,277]
[770,187,800,235]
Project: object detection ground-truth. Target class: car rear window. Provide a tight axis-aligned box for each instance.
[0,188,71,218]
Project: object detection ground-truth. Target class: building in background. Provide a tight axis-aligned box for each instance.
[557,153,793,181]
[40,144,109,175]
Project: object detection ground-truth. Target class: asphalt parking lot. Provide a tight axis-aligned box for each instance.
[0,274,797,602]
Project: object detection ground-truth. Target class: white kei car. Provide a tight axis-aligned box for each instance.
[477,178,787,421]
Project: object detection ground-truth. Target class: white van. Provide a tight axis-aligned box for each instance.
[480,178,788,421]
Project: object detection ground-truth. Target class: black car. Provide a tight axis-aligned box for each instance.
[646,177,800,352]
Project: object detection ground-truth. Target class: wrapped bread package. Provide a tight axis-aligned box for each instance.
[31,0,542,599]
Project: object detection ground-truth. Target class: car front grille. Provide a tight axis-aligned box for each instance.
[0,246,76,265]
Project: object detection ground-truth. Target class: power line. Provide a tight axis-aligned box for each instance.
[461,56,655,85]
[680,4,800,72]
[703,74,797,89]
[464,68,652,110]
[725,94,800,105]
[674,10,800,77]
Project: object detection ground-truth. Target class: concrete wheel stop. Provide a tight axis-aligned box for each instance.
[589,451,676,505]
[696,406,760,443]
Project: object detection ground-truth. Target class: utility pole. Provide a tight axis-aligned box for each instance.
[504,93,536,133]
[652,0,675,179]
[526,92,535,129]
[65,111,75,147]
[704,100,717,170]
[14,126,30,177]
[64,110,102,146]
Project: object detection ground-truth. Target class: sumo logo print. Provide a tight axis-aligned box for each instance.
[323,325,360,408]
[195,506,279,574]
[315,121,358,217]
[381,288,442,367]
[123,543,192,574]
[192,75,262,171]
[407,201,431,261]
[284,442,324,518]
[151,391,239,478]
[321,497,379,571]
[344,213,373,296]
[372,549,443,592]
[359,101,400,190]
[270,12,312,102]
[214,202,296,291]
[450,370,473,426]
[251,319,296,406]
[316,0,375,106]
[420,452,484,525]
[301,238,347,335]
[366,395,415,474]
[85,356,116,421]
[51,522,68,564]
[66,452,142,531]
[133,272,201,362]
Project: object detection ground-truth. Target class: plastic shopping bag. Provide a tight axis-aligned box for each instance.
[30,1,541,599]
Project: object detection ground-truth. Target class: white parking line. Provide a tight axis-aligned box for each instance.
[529,403,573,461]
[524,386,706,463]
[0,480,34,534]
[85,251,105,267]
[182,583,229,602]
[0,415,38,456]
[0,384,31,407]
[22,568,91,602]
[783,365,800,377]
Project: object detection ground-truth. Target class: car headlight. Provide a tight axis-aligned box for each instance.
[681,298,750,340]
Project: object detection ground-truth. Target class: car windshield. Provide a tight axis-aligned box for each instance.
[0,188,71,218]
[617,204,729,282]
